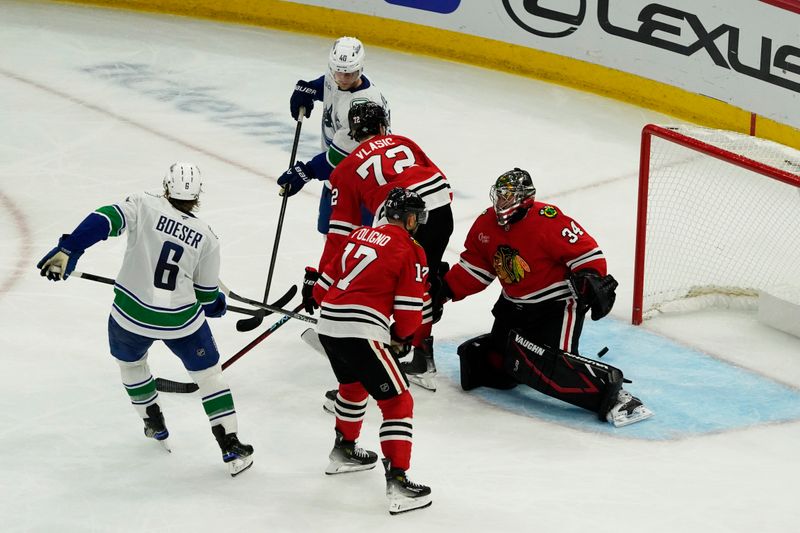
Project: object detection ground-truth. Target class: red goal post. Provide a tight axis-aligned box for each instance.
[632,124,800,325]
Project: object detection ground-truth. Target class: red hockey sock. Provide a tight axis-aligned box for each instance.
[412,322,432,349]
[335,382,369,442]
[377,391,414,471]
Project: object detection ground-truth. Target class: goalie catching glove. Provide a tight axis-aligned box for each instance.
[569,269,618,320]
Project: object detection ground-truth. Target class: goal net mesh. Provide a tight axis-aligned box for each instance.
[633,125,800,323]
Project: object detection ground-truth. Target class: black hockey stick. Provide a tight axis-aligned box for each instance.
[237,107,306,332]
[221,281,317,325]
[154,303,306,393]
[70,271,268,317]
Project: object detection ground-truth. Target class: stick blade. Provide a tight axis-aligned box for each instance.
[235,311,265,332]
[155,377,199,394]
[235,285,297,332]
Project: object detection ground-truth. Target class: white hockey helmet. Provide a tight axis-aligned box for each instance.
[163,162,202,200]
[329,36,365,75]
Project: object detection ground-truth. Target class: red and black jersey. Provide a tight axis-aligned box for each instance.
[313,223,430,344]
[445,202,606,305]
[318,134,452,270]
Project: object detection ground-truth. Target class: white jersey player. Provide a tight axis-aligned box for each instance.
[278,36,390,234]
[37,163,254,476]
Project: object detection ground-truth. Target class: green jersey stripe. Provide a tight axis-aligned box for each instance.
[194,287,219,305]
[327,145,348,167]
[95,205,125,237]
[113,288,201,327]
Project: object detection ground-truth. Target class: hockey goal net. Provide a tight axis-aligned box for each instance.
[632,124,800,324]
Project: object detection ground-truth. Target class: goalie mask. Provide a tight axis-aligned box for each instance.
[384,187,428,234]
[348,101,388,141]
[163,162,202,201]
[329,36,365,76]
[490,168,536,227]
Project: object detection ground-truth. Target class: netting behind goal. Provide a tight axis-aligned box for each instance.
[632,124,800,324]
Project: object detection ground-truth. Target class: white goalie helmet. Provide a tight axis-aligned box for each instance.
[163,162,202,200]
[329,36,365,75]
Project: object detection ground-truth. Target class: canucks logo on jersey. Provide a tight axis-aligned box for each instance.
[492,244,531,284]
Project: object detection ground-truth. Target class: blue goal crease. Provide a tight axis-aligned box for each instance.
[435,319,800,441]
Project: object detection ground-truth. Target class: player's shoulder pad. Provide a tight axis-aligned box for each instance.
[538,205,559,219]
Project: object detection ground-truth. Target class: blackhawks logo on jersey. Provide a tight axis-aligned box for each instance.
[492,245,530,284]
[539,205,558,218]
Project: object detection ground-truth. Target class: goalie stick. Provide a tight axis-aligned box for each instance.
[155,303,306,393]
[71,271,296,318]
[237,107,306,333]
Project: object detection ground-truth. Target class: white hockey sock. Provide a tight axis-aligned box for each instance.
[189,366,238,435]
[117,356,159,419]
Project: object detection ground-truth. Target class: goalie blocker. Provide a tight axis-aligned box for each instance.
[458,330,623,420]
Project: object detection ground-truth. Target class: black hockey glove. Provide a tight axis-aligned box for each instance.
[36,234,84,281]
[389,323,412,359]
[277,161,314,197]
[290,79,316,119]
[570,270,618,321]
[302,266,321,314]
[431,262,452,325]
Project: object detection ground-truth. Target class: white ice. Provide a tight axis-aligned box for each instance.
[1,2,798,532]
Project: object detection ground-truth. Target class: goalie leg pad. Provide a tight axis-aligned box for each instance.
[457,334,518,391]
[504,330,622,417]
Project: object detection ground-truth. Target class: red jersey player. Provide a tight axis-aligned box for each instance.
[439,168,653,427]
[308,101,453,391]
[312,187,432,515]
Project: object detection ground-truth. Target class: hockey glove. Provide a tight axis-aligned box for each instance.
[431,262,452,324]
[570,270,618,321]
[202,292,227,318]
[289,80,317,119]
[389,323,412,359]
[277,161,314,197]
[302,266,321,314]
[36,234,84,281]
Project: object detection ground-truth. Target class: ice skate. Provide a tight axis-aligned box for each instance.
[143,404,171,452]
[322,389,337,415]
[400,337,437,392]
[212,425,254,477]
[383,459,432,515]
[606,389,654,427]
[325,429,378,475]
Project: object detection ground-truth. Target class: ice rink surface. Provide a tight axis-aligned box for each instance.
[2,1,799,531]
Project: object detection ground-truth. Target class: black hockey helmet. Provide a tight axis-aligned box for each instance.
[489,168,536,226]
[384,187,428,231]
[348,101,388,142]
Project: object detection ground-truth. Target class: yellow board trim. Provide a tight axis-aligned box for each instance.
[56,0,800,149]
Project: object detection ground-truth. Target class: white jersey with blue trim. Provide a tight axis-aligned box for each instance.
[321,72,390,164]
[106,192,221,339]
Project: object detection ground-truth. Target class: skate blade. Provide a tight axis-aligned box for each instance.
[325,461,377,475]
[389,495,433,515]
[228,456,254,477]
[609,406,654,428]
[323,400,335,415]
[408,372,437,392]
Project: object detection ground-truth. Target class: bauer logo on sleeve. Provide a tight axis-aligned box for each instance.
[385,0,460,14]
